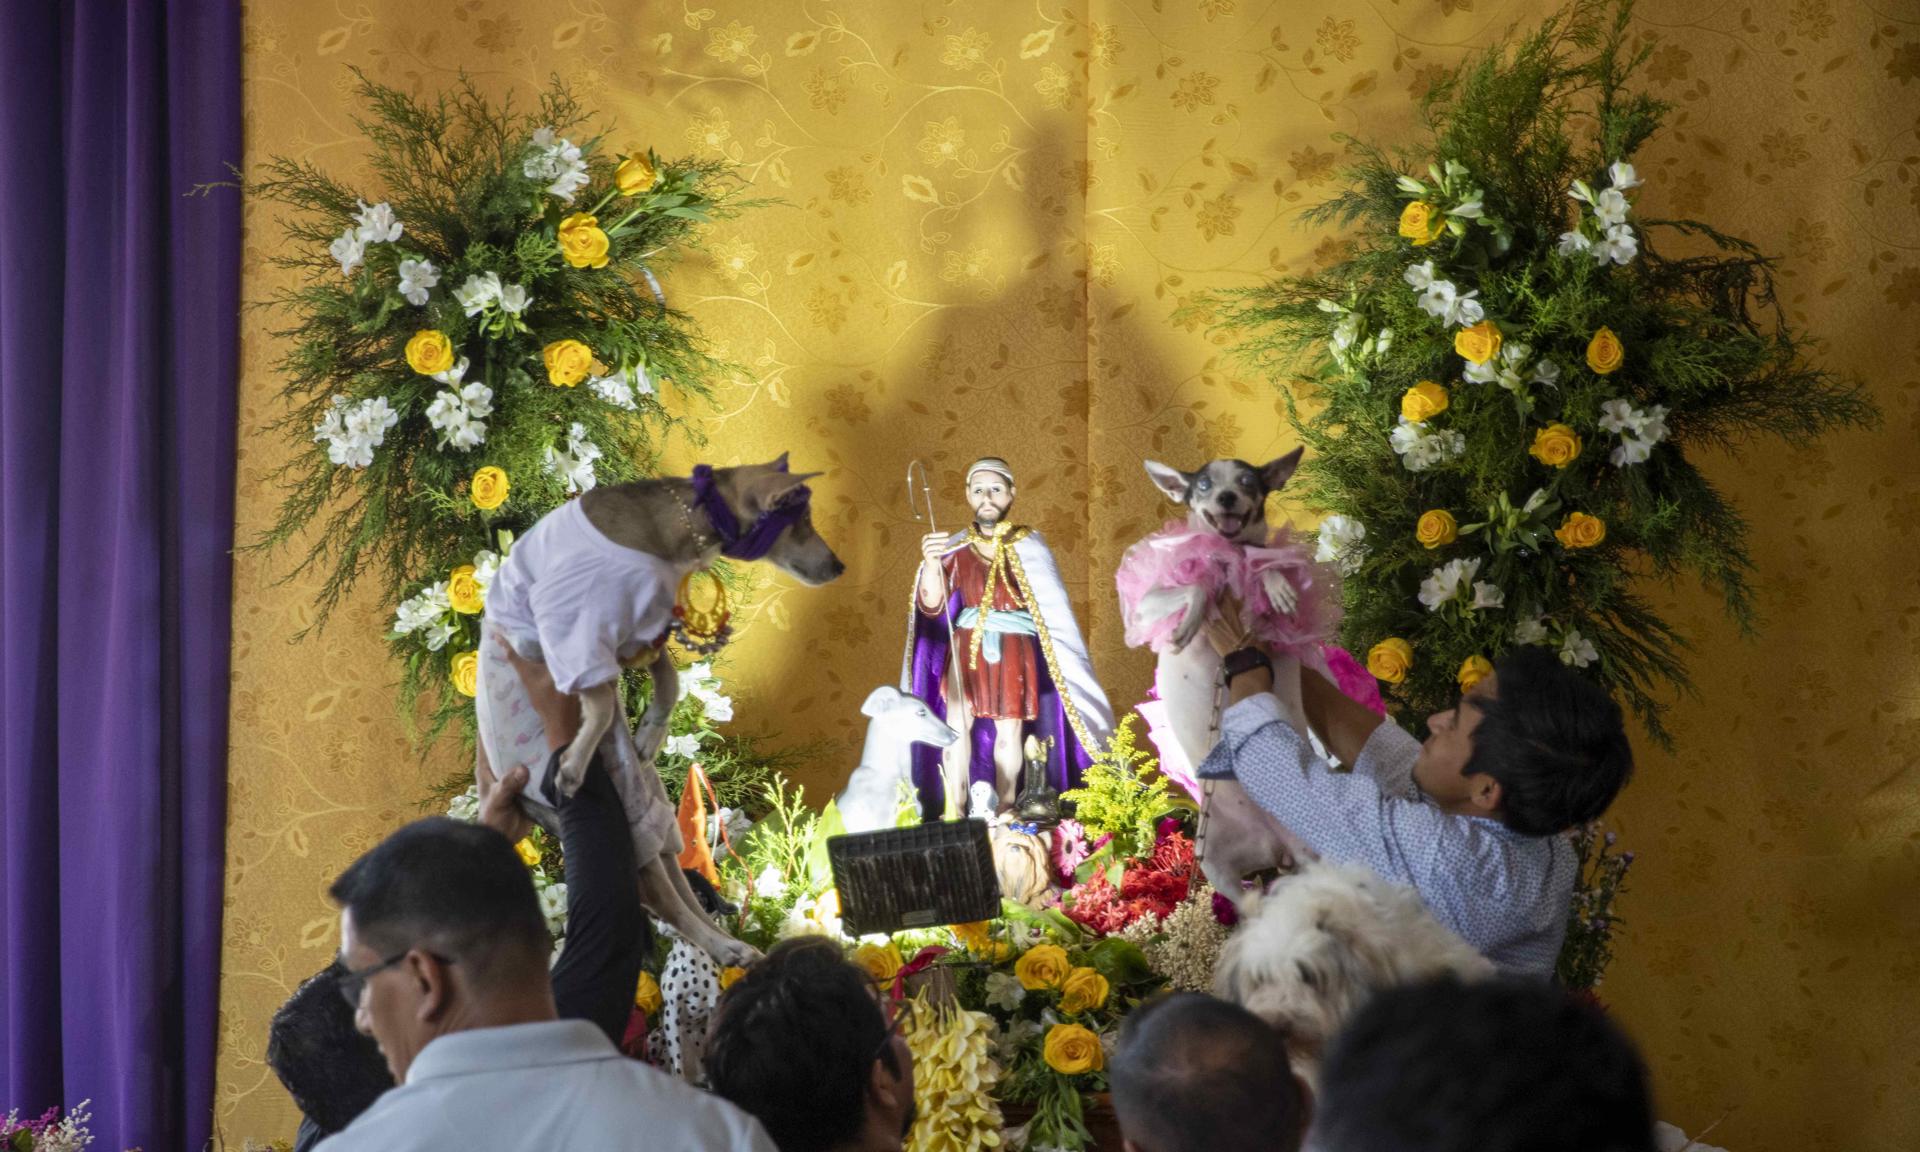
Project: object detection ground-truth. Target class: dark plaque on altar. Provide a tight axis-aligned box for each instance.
[827,819,1002,936]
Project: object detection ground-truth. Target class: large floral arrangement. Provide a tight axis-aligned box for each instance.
[1205,0,1875,742]
[252,73,755,747]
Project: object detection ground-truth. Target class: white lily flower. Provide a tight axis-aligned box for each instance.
[1403,260,1437,292]
[1610,439,1652,466]
[1557,230,1593,257]
[1416,279,1456,318]
[453,272,503,316]
[1449,198,1485,219]
[1567,179,1596,206]
[1472,581,1506,611]
[1521,488,1552,515]
[397,257,438,306]
[353,200,403,244]
[1446,292,1485,328]
[1316,298,1347,313]
[1418,557,1482,612]
[1607,161,1643,190]
[1314,514,1369,576]
[1596,223,1639,266]
[1559,629,1599,668]
[1374,328,1393,358]
[543,422,603,494]
[1598,399,1638,436]
[1330,313,1361,353]
[423,619,457,652]
[1591,188,1630,228]
[459,381,494,418]
[329,227,366,277]
[471,550,502,593]
[1513,615,1551,645]
[498,283,531,315]
[664,733,702,759]
[1395,174,1429,195]
[700,693,735,723]
[1531,358,1562,387]
[432,356,469,387]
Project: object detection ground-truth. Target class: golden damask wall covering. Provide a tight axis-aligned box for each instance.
[222,1,1920,1147]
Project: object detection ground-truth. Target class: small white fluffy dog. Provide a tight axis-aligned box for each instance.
[1214,862,1496,1082]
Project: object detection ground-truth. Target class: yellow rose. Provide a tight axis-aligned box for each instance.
[1554,511,1607,549]
[616,154,660,196]
[404,329,455,376]
[1042,1023,1105,1075]
[1454,320,1503,365]
[634,971,663,1015]
[1397,200,1444,246]
[1014,943,1071,991]
[951,921,993,954]
[853,942,904,985]
[1529,423,1584,469]
[543,339,594,387]
[1400,381,1449,424]
[450,650,479,698]
[447,565,484,615]
[1366,638,1414,685]
[1059,967,1111,1014]
[1457,655,1494,693]
[470,466,510,511]
[719,966,747,990]
[513,836,542,867]
[557,212,612,270]
[1586,326,1625,375]
[1416,509,1457,549]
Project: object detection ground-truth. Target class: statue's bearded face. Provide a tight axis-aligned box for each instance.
[967,473,1015,527]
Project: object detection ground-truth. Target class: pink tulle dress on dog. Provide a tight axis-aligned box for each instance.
[1116,520,1368,796]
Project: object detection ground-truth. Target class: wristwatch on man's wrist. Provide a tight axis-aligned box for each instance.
[1222,646,1269,685]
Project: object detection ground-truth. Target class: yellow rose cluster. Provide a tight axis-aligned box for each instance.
[513,836,541,867]
[543,338,594,387]
[1586,326,1625,374]
[404,328,455,376]
[1014,944,1071,991]
[1042,1023,1105,1075]
[1454,319,1503,364]
[1416,509,1457,549]
[1367,637,1413,685]
[854,941,904,986]
[616,153,659,196]
[1397,200,1444,246]
[557,212,611,270]
[447,564,484,615]
[903,1001,1004,1152]
[633,971,663,1016]
[1555,511,1607,549]
[1401,381,1449,424]
[1058,966,1110,1015]
[1458,655,1493,692]
[449,650,479,698]
[1529,423,1583,468]
[470,466,509,511]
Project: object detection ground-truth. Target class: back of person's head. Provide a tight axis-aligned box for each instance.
[1469,644,1634,836]
[1110,992,1307,1152]
[266,962,395,1134]
[1315,976,1655,1152]
[329,817,550,991]
[705,936,896,1152]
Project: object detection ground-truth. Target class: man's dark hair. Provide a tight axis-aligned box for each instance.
[705,936,894,1152]
[265,963,394,1135]
[328,817,550,985]
[1315,976,1654,1152]
[1109,992,1306,1152]
[1465,644,1634,836]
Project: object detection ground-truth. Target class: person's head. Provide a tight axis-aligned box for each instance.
[965,459,1016,529]
[1314,976,1655,1152]
[1412,644,1634,836]
[265,962,395,1134]
[330,817,555,1081]
[1109,992,1308,1152]
[705,937,915,1152]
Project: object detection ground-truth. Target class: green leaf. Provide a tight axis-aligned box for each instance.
[1082,937,1156,987]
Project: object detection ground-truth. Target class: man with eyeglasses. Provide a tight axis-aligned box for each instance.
[312,811,774,1151]
[705,937,918,1152]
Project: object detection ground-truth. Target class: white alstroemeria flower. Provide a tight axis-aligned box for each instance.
[1599,399,1639,436]
[1638,404,1669,442]
[459,381,495,418]
[392,591,441,636]
[353,200,403,244]
[1330,313,1361,353]
[586,372,638,410]
[677,662,716,699]
[1610,439,1652,466]
[1472,581,1506,611]
[1607,161,1643,191]
[423,619,457,652]
[1416,279,1456,319]
[444,412,487,451]
[498,283,531,315]
[1557,229,1593,257]
[664,733,702,759]
[1513,615,1551,645]
[1314,514,1368,575]
[1567,179,1597,207]
[1531,358,1562,387]
[1390,418,1466,473]
[1591,188,1631,229]
[525,126,591,202]
[1559,629,1599,668]
[329,227,366,277]
[1403,260,1437,292]
[397,258,439,306]
[538,883,568,933]
[699,693,735,723]
[1418,557,1481,612]
[418,580,451,614]
[1596,223,1639,266]
[543,423,602,494]
[454,272,503,316]
[471,550,501,593]
[1449,198,1485,219]
[344,396,399,439]
[1374,328,1394,359]
[984,971,1027,1011]
[1521,488,1552,515]
[432,356,470,387]
[1395,174,1429,195]
[753,866,788,900]
[1447,293,1485,328]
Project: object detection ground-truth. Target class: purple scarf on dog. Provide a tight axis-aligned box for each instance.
[690,462,812,560]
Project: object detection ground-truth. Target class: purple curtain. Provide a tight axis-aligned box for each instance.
[0,3,239,1149]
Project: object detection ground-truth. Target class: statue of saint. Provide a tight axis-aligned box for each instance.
[901,457,1113,820]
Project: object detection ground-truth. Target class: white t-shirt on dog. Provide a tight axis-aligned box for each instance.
[485,498,676,695]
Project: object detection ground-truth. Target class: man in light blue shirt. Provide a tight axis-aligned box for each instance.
[1198,644,1633,977]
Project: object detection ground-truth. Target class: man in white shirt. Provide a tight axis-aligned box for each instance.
[316,817,774,1152]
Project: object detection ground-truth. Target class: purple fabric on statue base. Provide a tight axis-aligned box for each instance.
[906,589,1093,821]
[0,3,240,1149]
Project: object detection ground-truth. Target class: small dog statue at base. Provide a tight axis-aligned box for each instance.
[1115,449,1342,904]
[477,455,843,968]
[835,685,961,834]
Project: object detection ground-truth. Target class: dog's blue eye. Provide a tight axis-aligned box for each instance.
[1196,478,1210,491]
[1239,475,1255,487]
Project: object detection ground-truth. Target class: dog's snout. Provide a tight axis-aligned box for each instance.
[1216,490,1244,510]
[827,555,847,578]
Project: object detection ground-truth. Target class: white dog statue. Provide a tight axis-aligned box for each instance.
[834,686,961,833]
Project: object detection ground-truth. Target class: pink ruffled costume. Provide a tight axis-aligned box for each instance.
[1115,521,1342,658]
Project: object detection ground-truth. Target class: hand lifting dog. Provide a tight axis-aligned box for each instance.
[1114,449,1343,905]
[475,455,844,967]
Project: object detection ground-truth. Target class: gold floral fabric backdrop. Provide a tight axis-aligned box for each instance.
[223,1,1920,1146]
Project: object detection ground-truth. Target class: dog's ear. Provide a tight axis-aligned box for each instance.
[860,685,901,717]
[743,468,822,512]
[1143,460,1196,504]
[1260,447,1305,493]
[766,451,791,473]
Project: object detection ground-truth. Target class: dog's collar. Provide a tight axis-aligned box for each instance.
[688,463,812,562]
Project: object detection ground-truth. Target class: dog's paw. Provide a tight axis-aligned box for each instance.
[554,743,593,800]
[708,936,763,969]
[1262,570,1299,616]
[1168,605,1206,653]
